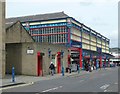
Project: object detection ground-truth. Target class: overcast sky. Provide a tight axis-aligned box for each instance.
[6,0,118,48]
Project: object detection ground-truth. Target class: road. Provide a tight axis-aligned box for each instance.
[2,67,118,93]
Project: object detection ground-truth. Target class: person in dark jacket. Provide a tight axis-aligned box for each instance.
[49,62,55,76]
[77,63,80,73]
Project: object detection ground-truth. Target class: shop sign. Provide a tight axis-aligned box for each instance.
[27,50,34,54]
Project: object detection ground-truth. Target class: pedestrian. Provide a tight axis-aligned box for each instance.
[77,63,80,74]
[49,62,55,76]
[89,61,92,72]
[103,61,106,69]
[86,61,89,71]
[68,64,72,73]
[96,59,99,70]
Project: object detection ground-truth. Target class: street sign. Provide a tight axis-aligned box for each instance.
[27,50,34,54]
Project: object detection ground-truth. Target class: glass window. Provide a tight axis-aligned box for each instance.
[52,35,54,43]
[54,28,56,33]
[59,27,61,32]
[58,35,61,42]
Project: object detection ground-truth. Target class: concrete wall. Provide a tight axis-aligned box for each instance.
[6,44,22,74]
[36,43,69,75]
[21,43,37,76]
[6,21,34,43]
[0,1,5,78]
[5,22,69,76]
[6,42,69,76]
[5,21,35,76]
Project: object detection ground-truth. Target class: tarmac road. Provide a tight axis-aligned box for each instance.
[2,67,118,93]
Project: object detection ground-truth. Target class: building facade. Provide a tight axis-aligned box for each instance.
[110,48,120,65]
[5,21,69,76]
[6,12,112,76]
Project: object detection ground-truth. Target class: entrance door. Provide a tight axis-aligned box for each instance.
[37,52,43,76]
[57,52,61,73]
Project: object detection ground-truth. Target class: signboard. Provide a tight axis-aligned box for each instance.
[71,41,82,48]
[67,18,72,28]
[72,45,81,48]
[27,50,34,54]
[26,22,30,27]
[25,22,30,31]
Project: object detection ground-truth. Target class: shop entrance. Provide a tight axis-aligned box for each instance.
[37,52,44,76]
[70,47,82,68]
[71,51,79,72]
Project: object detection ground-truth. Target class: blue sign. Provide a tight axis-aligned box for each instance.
[71,40,82,48]
[67,23,72,28]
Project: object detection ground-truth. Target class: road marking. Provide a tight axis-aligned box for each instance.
[104,90,107,92]
[114,82,118,85]
[100,84,110,90]
[42,86,63,92]
[0,82,34,90]
[42,88,54,92]
[104,89,112,92]
[79,80,84,83]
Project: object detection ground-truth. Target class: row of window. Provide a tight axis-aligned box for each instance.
[33,34,68,43]
[71,28,81,36]
[82,44,109,52]
[30,26,67,35]
[28,26,109,48]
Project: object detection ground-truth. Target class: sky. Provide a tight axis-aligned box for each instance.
[6,0,118,48]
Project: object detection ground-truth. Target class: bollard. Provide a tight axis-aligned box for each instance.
[62,67,64,76]
[12,67,15,83]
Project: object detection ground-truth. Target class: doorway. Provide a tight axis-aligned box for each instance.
[57,52,61,73]
[37,52,43,76]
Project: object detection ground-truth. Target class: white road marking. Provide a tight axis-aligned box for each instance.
[114,82,118,85]
[100,84,110,90]
[0,82,34,90]
[42,88,54,92]
[79,80,84,83]
[104,89,112,92]
[104,90,107,92]
[42,86,63,92]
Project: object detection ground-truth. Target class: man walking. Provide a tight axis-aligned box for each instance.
[49,62,55,76]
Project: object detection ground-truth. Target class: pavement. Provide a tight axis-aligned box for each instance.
[1,70,88,88]
[0,67,117,89]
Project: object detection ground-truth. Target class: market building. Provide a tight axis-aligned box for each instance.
[5,12,113,76]
[110,48,120,65]
[5,21,69,76]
